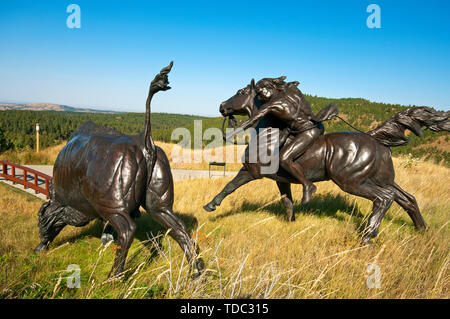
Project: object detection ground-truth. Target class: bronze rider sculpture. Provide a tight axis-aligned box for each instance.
[225,76,338,204]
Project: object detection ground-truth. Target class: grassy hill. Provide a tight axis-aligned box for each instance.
[0,95,449,165]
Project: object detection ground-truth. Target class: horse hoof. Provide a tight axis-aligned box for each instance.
[416,225,428,232]
[301,184,317,204]
[362,236,375,245]
[203,203,216,212]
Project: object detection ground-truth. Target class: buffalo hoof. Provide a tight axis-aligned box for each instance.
[33,242,49,253]
[101,233,114,246]
[191,258,205,279]
[195,258,205,272]
[203,203,216,212]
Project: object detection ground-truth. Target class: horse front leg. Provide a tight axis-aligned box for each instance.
[276,181,294,221]
[203,168,256,212]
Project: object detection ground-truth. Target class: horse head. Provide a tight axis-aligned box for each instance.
[219,79,262,141]
[219,79,259,118]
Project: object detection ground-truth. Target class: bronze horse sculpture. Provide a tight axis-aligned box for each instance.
[204,79,449,243]
[34,62,204,277]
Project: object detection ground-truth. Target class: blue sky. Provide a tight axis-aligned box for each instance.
[1,0,449,115]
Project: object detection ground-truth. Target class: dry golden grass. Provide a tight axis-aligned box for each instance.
[0,143,65,165]
[170,157,449,298]
[0,157,449,299]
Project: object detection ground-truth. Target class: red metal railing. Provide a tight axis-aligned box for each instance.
[0,160,52,199]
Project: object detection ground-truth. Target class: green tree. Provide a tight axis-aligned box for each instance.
[0,127,12,153]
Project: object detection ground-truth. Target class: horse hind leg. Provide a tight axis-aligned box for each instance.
[362,193,394,243]
[392,183,427,230]
[338,182,394,243]
[277,181,294,221]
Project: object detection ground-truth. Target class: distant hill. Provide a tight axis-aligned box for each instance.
[0,102,117,113]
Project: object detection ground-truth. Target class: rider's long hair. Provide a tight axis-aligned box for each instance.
[256,76,314,120]
[256,76,289,92]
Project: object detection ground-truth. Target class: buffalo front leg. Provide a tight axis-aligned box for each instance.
[356,185,394,244]
[203,168,255,212]
[277,181,294,221]
[34,200,67,253]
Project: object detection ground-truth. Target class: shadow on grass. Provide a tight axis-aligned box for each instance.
[58,210,198,239]
[52,210,199,270]
[210,193,365,222]
[209,191,419,236]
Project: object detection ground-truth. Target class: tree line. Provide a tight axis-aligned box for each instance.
[0,110,207,151]
[0,95,448,166]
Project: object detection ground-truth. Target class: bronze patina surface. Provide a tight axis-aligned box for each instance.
[34,63,204,277]
[205,78,449,243]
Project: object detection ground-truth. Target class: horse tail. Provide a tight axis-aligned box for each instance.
[367,107,449,147]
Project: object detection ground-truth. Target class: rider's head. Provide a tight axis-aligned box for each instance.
[255,76,287,102]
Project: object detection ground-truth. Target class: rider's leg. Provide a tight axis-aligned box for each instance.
[280,127,322,204]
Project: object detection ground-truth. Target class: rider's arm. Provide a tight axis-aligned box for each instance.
[225,104,278,141]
